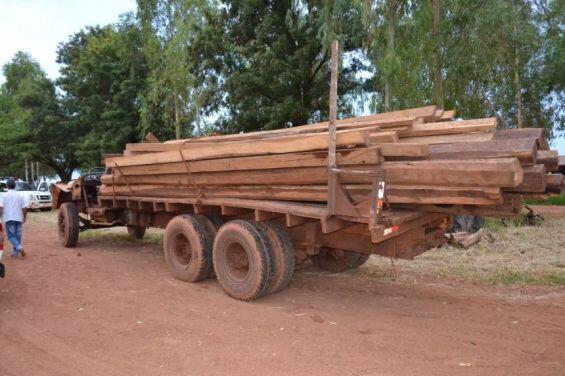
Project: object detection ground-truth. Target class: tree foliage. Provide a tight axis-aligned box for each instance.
[56,15,148,167]
[0,52,79,181]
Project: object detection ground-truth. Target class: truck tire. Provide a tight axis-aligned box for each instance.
[127,225,146,239]
[163,215,213,283]
[258,220,295,294]
[213,219,273,301]
[58,203,79,248]
[195,214,225,278]
[312,248,364,273]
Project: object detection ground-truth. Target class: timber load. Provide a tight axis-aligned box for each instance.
[101,105,562,219]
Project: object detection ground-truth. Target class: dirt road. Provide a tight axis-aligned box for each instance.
[1,217,564,375]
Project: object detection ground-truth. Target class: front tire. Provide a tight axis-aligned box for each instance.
[58,203,79,248]
[127,225,146,239]
[163,215,213,282]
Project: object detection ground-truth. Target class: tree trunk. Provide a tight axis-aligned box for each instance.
[53,166,73,183]
[432,0,443,108]
[385,0,396,112]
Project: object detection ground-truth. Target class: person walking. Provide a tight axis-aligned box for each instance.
[0,179,29,258]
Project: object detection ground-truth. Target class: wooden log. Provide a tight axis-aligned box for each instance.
[162,116,416,145]
[145,132,160,143]
[536,150,559,172]
[494,128,549,150]
[399,132,494,144]
[383,158,523,188]
[428,138,537,165]
[114,148,382,176]
[374,143,429,158]
[546,174,563,193]
[108,128,371,167]
[99,184,502,205]
[394,194,523,219]
[385,185,502,205]
[505,165,547,193]
[367,131,399,143]
[438,110,456,122]
[398,118,496,138]
[104,159,523,188]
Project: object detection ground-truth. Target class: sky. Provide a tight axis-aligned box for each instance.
[0,0,136,80]
[0,0,563,154]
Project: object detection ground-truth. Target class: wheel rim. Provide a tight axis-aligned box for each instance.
[171,234,192,270]
[225,241,249,281]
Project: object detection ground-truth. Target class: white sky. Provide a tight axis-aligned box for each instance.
[0,0,136,81]
[0,0,563,154]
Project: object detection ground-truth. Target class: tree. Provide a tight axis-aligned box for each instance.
[57,15,148,167]
[0,52,79,181]
[138,0,220,139]
[213,0,364,133]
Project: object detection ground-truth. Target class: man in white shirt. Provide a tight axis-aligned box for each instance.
[0,179,29,258]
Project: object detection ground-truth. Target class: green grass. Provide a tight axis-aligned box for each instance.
[525,194,565,206]
[81,227,164,245]
[485,270,565,286]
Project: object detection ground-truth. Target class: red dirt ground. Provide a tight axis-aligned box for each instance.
[1,220,564,376]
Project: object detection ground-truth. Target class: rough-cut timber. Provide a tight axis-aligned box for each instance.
[536,150,559,172]
[494,128,549,150]
[104,159,523,188]
[429,138,537,165]
[109,128,371,166]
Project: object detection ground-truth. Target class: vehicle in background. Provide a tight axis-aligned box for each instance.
[0,179,52,211]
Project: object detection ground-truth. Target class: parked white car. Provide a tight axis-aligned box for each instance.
[0,180,52,211]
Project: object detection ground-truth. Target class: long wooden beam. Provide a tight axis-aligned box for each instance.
[108,128,371,167]
[429,138,537,165]
[398,118,496,138]
[103,159,523,188]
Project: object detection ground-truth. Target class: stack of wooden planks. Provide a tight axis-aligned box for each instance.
[101,105,562,219]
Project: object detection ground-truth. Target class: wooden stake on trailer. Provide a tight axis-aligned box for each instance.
[327,39,339,215]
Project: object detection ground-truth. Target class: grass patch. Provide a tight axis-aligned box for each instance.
[362,218,565,287]
[81,227,164,245]
[525,194,565,206]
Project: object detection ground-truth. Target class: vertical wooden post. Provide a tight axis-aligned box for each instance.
[25,161,29,183]
[327,40,339,215]
[328,39,339,168]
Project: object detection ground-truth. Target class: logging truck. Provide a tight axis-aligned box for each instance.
[51,166,449,301]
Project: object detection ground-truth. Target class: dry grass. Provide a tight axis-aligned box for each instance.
[361,218,565,286]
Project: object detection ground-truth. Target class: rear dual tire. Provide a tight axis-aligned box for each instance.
[163,215,213,283]
[164,216,295,301]
[212,220,272,301]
